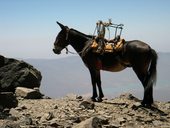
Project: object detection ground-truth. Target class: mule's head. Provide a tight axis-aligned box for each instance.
[53,22,69,54]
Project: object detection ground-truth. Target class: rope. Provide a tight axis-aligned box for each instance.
[92,25,97,39]
[65,47,84,55]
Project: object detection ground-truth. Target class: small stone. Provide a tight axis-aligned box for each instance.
[66,94,77,100]
[33,87,40,92]
[9,108,20,117]
[76,95,83,100]
[69,115,81,123]
[131,102,141,110]
[3,108,10,113]
[49,120,60,127]
[21,116,33,125]
[103,124,119,128]
[6,115,18,121]
[42,95,51,99]
[152,120,162,126]
[1,121,20,128]
[16,105,27,111]
[119,93,139,101]
[126,116,132,121]
[73,116,102,128]
[117,117,126,124]
[53,105,58,109]
[79,100,95,109]
[40,112,54,122]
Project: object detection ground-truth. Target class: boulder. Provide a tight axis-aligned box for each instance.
[15,87,42,99]
[0,55,42,92]
[0,55,5,67]
[0,92,18,108]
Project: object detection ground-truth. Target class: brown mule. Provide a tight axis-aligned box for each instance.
[53,22,157,106]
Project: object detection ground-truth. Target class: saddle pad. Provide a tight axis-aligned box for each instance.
[91,38,125,53]
[105,43,113,52]
[114,39,125,52]
[91,40,98,48]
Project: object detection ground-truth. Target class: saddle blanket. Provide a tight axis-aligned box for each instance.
[91,38,125,53]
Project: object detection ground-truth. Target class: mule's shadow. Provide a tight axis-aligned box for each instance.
[102,100,168,117]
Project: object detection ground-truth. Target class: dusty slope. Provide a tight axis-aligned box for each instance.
[0,93,170,128]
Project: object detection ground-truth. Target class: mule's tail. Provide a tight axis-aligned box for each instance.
[146,49,158,90]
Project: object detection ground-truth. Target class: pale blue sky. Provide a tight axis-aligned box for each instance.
[0,0,170,58]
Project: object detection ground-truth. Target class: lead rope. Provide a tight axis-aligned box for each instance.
[65,47,85,55]
[65,47,77,54]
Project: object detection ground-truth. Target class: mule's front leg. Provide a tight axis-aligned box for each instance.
[96,71,104,102]
[89,69,98,101]
[91,82,98,102]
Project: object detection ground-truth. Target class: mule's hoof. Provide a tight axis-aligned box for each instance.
[96,97,103,102]
[91,97,97,102]
[90,97,103,102]
[141,101,152,108]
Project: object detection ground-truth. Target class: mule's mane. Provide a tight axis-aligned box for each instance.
[70,28,94,39]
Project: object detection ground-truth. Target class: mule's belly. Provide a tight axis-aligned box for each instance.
[102,63,126,72]
[97,54,128,72]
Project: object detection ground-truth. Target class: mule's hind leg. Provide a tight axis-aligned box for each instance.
[132,66,153,106]
[142,74,154,106]
[142,85,153,107]
[142,49,157,106]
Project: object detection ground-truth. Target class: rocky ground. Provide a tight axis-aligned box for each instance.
[0,93,170,128]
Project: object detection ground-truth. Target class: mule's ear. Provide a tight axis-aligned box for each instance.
[56,21,66,30]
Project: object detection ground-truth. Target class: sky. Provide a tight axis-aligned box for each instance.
[0,0,170,59]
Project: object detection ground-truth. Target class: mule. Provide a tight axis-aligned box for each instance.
[53,22,158,106]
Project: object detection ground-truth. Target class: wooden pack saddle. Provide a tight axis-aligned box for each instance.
[91,38,125,53]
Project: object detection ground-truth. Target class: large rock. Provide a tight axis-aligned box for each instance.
[0,55,42,92]
[0,92,18,108]
[0,55,5,68]
[15,87,42,99]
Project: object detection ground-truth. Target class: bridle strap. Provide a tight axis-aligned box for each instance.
[64,29,76,54]
[65,27,70,41]
[64,28,89,55]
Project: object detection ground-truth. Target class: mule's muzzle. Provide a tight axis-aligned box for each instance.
[53,48,61,54]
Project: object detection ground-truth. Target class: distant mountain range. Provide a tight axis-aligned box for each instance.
[24,52,170,101]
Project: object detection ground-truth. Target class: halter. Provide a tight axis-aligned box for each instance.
[60,27,74,54]
[65,27,70,41]
[64,28,84,55]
